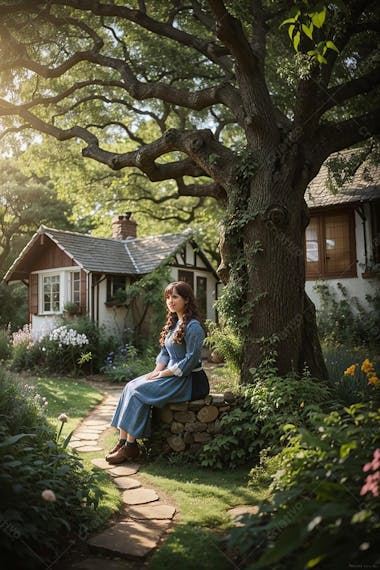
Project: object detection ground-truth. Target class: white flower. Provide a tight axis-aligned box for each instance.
[307,516,322,532]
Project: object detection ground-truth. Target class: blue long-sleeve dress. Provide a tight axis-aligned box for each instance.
[110,319,205,438]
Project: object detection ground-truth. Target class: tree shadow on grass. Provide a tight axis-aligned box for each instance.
[148,522,239,570]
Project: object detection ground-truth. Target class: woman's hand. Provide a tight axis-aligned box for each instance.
[146,370,161,381]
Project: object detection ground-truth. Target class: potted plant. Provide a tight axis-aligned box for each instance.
[63,301,80,317]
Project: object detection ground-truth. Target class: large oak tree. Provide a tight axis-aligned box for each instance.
[0,1,379,381]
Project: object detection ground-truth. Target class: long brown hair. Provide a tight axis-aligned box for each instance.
[159,281,206,346]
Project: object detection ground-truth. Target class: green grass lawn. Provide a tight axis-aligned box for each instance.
[100,428,268,570]
[13,373,103,433]
[142,463,267,570]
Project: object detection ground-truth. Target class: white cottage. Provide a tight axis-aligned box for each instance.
[304,154,380,309]
[4,215,220,339]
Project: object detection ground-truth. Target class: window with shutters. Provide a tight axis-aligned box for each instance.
[305,210,357,279]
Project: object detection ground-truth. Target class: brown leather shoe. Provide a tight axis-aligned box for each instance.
[105,440,125,461]
[106,444,140,464]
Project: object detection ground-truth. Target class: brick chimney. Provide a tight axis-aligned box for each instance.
[111,213,137,240]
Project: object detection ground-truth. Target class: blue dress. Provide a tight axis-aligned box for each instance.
[110,319,205,438]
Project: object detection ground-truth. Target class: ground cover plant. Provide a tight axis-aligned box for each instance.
[228,402,380,569]
[0,370,120,569]
[199,354,331,470]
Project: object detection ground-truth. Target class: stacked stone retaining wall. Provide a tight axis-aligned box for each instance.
[152,392,236,455]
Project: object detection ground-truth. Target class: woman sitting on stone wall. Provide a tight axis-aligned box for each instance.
[105,280,209,464]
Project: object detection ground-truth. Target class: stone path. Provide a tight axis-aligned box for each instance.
[66,388,176,568]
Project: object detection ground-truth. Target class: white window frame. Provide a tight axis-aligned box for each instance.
[36,268,81,315]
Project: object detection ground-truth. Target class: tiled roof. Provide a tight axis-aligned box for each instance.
[44,228,137,274]
[305,151,380,209]
[44,226,193,275]
[4,226,193,281]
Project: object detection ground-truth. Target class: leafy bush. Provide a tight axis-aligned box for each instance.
[101,344,155,382]
[0,370,102,569]
[199,357,331,469]
[228,403,380,569]
[0,282,28,331]
[9,318,116,375]
[205,320,242,371]
[0,327,11,362]
[58,316,115,372]
[315,282,380,350]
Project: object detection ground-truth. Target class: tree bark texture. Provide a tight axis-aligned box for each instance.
[219,149,328,381]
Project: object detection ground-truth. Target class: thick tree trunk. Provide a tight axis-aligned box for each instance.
[219,151,328,383]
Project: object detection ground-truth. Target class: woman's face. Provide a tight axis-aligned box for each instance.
[166,288,187,315]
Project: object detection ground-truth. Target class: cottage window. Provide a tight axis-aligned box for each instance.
[106,275,127,302]
[178,269,194,289]
[196,276,207,318]
[305,210,356,279]
[70,271,80,304]
[43,274,61,312]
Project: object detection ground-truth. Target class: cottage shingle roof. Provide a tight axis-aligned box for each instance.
[305,151,380,209]
[4,226,193,281]
[44,226,193,274]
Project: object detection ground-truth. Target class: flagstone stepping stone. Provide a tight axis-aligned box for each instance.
[75,432,99,440]
[122,488,158,505]
[76,445,103,452]
[126,504,176,520]
[78,426,106,432]
[87,519,169,558]
[69,440,96,449]
[91,458,115,470]
[82,416,109,428]
[114,477,141,490]
[108,464,140,477]
[227,505,259,525]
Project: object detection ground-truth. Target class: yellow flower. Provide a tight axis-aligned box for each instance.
[344,364,357,376]
[361,359,374,375]
[368,376,380,387]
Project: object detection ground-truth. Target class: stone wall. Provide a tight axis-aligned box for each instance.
[152,392,236,455]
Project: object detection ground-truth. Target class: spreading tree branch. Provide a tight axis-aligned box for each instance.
[313,109,380,162]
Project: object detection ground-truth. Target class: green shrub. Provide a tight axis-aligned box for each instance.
[199,357,331,469]
[101,344,155,383]
[205,320,242,371]
[0,327,11,361]
[10,318,116,375]
[58,316,116,372]
[0,370,102,569]
[315,282,380,350]
[0,282,28,331]
[228,403,380,569]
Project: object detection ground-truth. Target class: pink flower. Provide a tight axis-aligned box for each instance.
[57,413,68,422]
[360,472,380,497]
[363,448,380,472]
[41,489,56,502]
